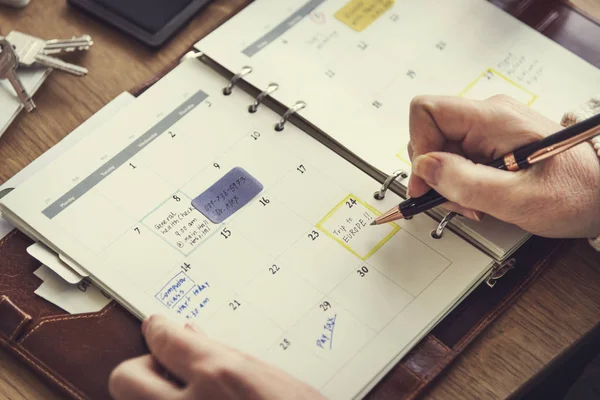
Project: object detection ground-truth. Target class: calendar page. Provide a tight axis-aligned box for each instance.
[1,59,492,399]
[195,0,600,175]
[193,0,600,258]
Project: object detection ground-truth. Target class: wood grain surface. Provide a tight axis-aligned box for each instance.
[0,1,599,399]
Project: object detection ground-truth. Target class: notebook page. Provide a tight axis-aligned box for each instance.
[0,92,135,240]
[1,58,492,399]
[194,0,600,258]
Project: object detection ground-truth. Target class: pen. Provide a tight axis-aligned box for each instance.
[371,112,600,226]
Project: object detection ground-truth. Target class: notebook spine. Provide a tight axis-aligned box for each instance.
[181,53,308,132]
[222,65,253,95]
[248,83,279,113]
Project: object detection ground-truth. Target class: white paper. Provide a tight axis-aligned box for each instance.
[0,67,50,138]
[0,59,493,399]
[27,242,83,284]
[34,265,112,314]
[0,92,136,240]
[194,0,600,259]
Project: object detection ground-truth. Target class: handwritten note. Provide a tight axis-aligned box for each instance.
[317,195,399,260]
[191,167,263,223]
[316,314,337,350]
[143,192,215,254]
[155,271,212,321]
[335,0,395,32]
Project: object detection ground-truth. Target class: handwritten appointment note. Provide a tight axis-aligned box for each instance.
[192,167,263,223]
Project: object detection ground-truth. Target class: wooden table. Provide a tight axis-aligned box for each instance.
[0,1,599,399]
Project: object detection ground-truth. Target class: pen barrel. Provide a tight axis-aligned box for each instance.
[400,190,448,218]
[513,112,600,167]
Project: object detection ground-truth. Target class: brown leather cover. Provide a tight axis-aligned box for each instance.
[0,1,598,399]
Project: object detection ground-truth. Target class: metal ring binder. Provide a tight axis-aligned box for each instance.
[223,66,252,95]
[486,258,516,288]
[431,211,458,239]
[274,101,306,131]
[248,83,279,113]
[373,169,408,200]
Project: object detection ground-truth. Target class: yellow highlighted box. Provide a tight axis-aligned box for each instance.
[317,194,399,260]
[335,0,395,32]
[459,68,538,106]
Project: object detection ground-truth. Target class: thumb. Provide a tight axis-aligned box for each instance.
[411,152,521,218]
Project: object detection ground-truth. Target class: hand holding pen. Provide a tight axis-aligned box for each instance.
[372,95,600,240]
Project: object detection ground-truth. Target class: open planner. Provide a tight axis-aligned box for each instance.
[0,0,598,399]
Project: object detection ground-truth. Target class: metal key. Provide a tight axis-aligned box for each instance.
[6,31,88,76]
[0,39,35,112]
[43,35,93,55]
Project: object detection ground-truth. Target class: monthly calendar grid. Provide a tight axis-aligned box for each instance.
[41,84,462,393]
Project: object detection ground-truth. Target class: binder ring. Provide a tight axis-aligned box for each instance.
[223,66,252,95]
[486,258,516,288]
[249,83,279,113]
[431,211,458,239]
[275,101,306,131]
[373,169,408,200]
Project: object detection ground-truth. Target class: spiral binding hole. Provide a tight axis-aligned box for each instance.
[249,83,279,113]
[274,101,307,131]
[223,66,252,96]
[430,212,458,239]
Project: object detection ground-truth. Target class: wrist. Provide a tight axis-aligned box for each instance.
[562,96,600,245]
[589,136,600,247]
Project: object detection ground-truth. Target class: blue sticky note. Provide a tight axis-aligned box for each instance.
[191,167,263,223]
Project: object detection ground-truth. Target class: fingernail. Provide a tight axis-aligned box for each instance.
[412,155,441,185]
[184,323,197,332]
[141,315,154,335]
[406,180,413,198]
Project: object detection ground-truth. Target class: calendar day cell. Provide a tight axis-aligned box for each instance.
[94,158,177,221]
[317,194,400,260]
[275,228,361,294]
[227,193,314,258]
[261,334,337,390]
[239,261,323,331]
[459,68,537,105]
[179,161,239,202]
[215,131,302,188]
[142,191,218,256]
[148,262,230,327]
[187,227,271,293]
[130,130,217,190]
[367,230,452,296]
[328,263,414,332]
[202,295,283,358]
[269,163,348,225]
[335,47,412,101]
[289,298,376,371]
[53,189,138,254]
[97,224,183,289]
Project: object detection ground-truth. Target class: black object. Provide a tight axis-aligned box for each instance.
[67,0,215,48]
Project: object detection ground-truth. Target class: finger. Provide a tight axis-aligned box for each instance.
[411,152,522,218]
[438,202,483,222]
[142,315,210,382]
[109,355,181,400]
[407,95,485,198]
[409,95,554,161]
[409,95,484,158]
